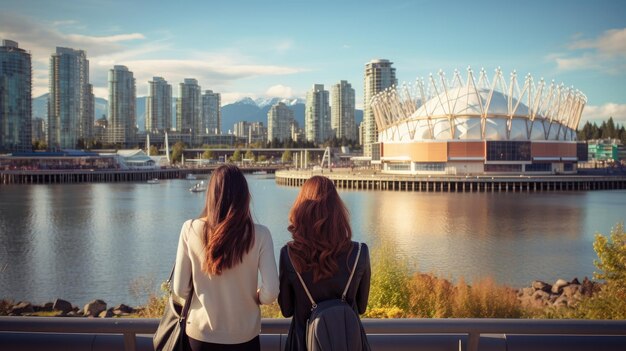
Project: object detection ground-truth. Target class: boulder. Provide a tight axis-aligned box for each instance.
[518,287,534,297]
[114,304,133,314]
[570,277,581,285]
[99,308,114,318]
[532,290,550,301]
[551,279,569,294]
[83,299,107,317]
[562,284,582,298]
[553,295,568,308]
[10,301,34,315]
[531,280,552,292]
[581,277,600,297]
[53,299,73,313]
[42,302,54,312]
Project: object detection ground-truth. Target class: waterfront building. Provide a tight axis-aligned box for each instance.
[267,102,295,143]
[48,47,94,150]
[0,40,32,152]
[331,80,356,141]
[588,139,625,162]
[305,84,330,144]
[107,65,136,146]
[146,77,172,134]
[363,59,396,158]
[177,79,201,139]
[202,90,221,135]
[370,68,588,175]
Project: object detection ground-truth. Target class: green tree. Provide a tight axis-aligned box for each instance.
[148,145,159,156]
[577,223,626,319]
[201,148,213,160]
[281,149,292,163]
[230,149,242,162]
[171,141,186,163]
[258,155,267,162]
[244,149,255,162]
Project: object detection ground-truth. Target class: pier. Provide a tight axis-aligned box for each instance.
[276,170,626,192]
[0,166,280,185]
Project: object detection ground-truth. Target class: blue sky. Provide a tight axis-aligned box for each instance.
[1,0,625,123]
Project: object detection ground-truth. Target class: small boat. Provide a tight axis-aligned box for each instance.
[252,170,267,175]
[189,181,207,192]
[147,178,160,184]
[186,173,197,180]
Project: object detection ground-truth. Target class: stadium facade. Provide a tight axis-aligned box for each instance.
[370,67,588,175]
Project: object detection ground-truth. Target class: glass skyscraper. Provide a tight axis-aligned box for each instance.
[107,65,136,146]
[331,80,356,141]
[146,77,172,134]
[177,78,201,138]
[202,90,221,135]
[305,84,330,144]
[48,47,94,150]
[0,39,32,152]
[363,59,396,157]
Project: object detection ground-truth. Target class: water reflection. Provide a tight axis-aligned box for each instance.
[0,180,624,306]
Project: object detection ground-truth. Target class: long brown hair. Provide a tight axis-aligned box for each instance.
[200,164,255,275]
[288,175,352,282]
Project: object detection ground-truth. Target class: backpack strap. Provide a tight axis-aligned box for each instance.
[342,243,362,301]
[288,242,362,310]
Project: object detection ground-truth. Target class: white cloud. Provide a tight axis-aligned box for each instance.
[582,103,626,124]
[553,28,626,73]
[274,39,294,54]
[265,84,293,98]
[0,12,307,99]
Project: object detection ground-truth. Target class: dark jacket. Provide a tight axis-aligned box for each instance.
[278,241,371,351]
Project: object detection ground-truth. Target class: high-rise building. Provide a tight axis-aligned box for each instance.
[331,80,356,141]
[107,65,136,146]
[363,59,396,157]
[202,90,221,134]
[177,78,201,138]
[146,77,172,134]
[305,84,330,144]
[267,102,295,143]
[31,117,46,143]
[233,121,266,145]
[48,47,94,150]
[0,39,32,152]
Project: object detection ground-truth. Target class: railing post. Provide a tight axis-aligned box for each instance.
[467,332,480,351]
[124,332,137,351]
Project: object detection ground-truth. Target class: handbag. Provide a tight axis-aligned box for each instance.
[153,263,194,351]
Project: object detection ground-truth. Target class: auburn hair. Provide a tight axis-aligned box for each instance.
[200,164,255,275]
[288,175,352,282]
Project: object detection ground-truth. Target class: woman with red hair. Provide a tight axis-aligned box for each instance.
[173,164,279,351]
[278,175,371,351]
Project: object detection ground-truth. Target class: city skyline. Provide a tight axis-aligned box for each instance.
[0,0,625,125]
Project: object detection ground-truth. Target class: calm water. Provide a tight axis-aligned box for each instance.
[1,177,625,306]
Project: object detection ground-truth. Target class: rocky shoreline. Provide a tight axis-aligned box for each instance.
[2,298,140,318]
[517,277,601,309]
[2,277,603,318]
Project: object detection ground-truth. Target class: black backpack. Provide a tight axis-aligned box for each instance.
[289,243,370,351]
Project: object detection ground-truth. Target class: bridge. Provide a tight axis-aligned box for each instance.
[1,317,625,351]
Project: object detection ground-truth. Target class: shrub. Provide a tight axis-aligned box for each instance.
[367,243,410,312]
[575,223,626,319]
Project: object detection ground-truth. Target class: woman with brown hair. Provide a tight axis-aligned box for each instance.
[173,164,279,351]
[278,175,371,351]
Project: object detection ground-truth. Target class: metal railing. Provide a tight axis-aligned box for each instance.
[1,317,626,351]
